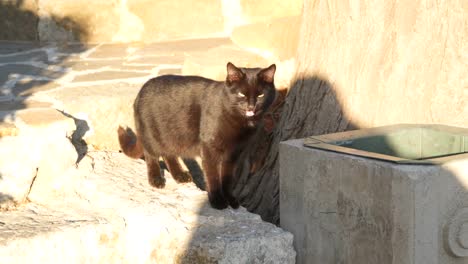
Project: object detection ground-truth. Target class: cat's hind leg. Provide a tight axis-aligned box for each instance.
[163,156,193,183]
[145,153,165,188]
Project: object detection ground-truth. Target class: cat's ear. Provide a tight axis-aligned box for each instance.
[226,62,244,83]
[258,64,276,83]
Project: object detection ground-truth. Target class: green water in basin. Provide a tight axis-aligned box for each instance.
[304,124,468,164]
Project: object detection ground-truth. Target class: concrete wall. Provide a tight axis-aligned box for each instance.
[294,0,467,129]
[0,0,302,61]
[280,139,468,264]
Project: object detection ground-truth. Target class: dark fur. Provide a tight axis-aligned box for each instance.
[118,62,276,209]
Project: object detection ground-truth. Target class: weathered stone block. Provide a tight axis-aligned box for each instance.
[280,139,468,263]
[1,152,296,263]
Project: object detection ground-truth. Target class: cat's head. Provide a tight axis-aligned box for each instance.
[224,62,276,125]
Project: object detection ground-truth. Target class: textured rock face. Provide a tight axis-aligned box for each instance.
[0,152,296,263]
[295,0,467,128]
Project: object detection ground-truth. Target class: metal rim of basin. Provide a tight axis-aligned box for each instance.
[303,124,468,165]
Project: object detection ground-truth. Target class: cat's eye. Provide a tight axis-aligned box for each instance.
[257,93,264,98]
[237,92,246,97]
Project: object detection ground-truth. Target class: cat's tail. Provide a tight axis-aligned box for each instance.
[117,126,144,159]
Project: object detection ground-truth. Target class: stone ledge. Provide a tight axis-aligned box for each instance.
[0,123,18,137]
[1,152,295,263]
[0,102,77,208]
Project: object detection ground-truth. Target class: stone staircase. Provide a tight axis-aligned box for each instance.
[0,38,295,263]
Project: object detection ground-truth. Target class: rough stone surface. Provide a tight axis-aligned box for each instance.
[0,115,76,208]
[295,0,467,128]
[279,139,468,264]
[1,152,296,263]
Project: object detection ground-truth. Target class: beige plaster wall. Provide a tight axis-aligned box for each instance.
[295,0,467,128]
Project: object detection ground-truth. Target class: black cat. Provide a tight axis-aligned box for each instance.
[118,62,276,209]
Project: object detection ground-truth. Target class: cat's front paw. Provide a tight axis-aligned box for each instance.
[208,192,228,210]
[227,196,240,209]
[149,176,166,188]
[173,171,193,183]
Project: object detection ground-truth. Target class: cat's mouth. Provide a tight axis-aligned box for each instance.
[245,109,262,118]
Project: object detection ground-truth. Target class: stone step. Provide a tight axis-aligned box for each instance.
[0,152,295,263]
[0,39,296,262]
[0,99,77,209]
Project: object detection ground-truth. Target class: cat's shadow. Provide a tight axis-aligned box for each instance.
[159,159,206,191]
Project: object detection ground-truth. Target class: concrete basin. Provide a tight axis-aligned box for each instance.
[280,124,468,264]
[303,124,468,164]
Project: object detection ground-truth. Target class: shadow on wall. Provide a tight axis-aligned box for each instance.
[0,0,88,42]
[0,0,38,41]
[232,74,357,225]
[226,74,468,263]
